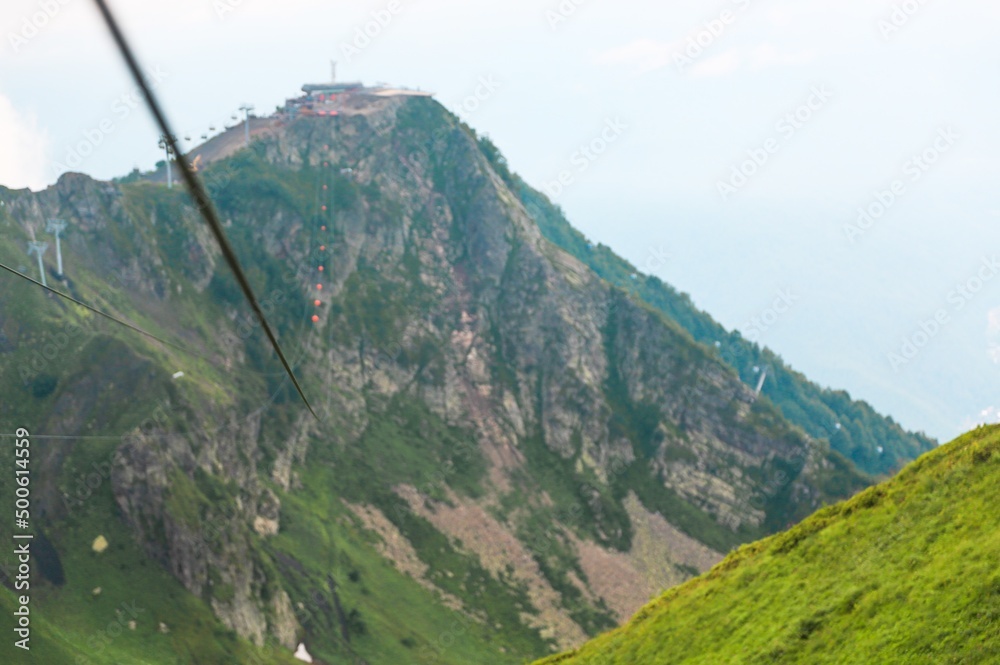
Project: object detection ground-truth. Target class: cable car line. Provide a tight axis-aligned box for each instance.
[0,259,209,361]
[90,0,316,419]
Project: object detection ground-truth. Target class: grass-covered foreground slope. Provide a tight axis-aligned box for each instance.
[537,424,1000,665]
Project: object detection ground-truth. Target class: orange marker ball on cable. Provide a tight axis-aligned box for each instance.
[314,299,321,307]
[316,283,323,290]
[312,315,320,323]
[318,266,324,272]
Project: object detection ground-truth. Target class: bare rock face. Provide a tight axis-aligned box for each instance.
[112,405,299,645]
[253,488,281,537]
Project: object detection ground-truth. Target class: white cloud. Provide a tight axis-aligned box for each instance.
[597,38,817,79]
[688,49,742,79]
[747,43,816,71]
[684,44,815,79]
[595,38,683,75]
[0,95,51,191]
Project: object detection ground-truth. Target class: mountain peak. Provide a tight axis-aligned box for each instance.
[0,80,931,664]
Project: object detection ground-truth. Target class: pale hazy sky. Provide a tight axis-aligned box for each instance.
[2,0,998,440]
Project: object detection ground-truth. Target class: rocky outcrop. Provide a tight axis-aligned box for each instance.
[111,404,298,646]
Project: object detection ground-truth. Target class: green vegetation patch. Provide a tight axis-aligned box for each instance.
[536,425,1000,665]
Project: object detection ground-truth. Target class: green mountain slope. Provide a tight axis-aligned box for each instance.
[513,180,935,476]
[536,424,1000,665]
[0,92,925,664]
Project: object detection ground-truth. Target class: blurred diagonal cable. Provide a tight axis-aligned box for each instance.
[89,0,317,419]
[0,260,203,359]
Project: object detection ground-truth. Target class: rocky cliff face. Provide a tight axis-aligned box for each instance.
[0,93,871,663]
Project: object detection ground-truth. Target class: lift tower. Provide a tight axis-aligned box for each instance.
[239,103,255,146]
[158,134,177,188]
[46,218,67,277]
[27,241,48,287]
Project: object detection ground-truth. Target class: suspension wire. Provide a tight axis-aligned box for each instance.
[89,0,317,419]
[0,260,207,361]
[0,434,135,441]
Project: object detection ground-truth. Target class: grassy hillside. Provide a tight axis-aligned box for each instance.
[512,178,936,476]
[0,162,554,664]
[0,95,930,664]
[536,424,1000,665]
[0,447,302,665]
